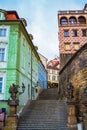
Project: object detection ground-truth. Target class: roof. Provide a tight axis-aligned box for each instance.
[6,10,20,20]
[0,9,20,20]
[0,9,40,61]
[47,58,60,69]
[58,4,87,15]
[39,52,48,61]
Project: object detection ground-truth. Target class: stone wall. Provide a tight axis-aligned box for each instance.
[59,42,87,99]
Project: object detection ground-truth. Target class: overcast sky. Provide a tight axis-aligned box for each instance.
[0,0,86,60]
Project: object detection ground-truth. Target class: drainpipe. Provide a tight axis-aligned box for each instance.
[31,50,32,100]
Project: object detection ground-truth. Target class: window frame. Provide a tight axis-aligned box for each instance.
[82,29,87,37]
[0,13,3,20]
[72,30,78,37]
[0,28,7,37]
[0,48,5,62]
[78,16,86,24]
[0,13,1,18]
[52,75,56,81]
[64,42,71,51]
[69,17,77,24]
[60,17,68,25]
[64,30,69,37]
[73,42,80,50]
[0,77,3,93]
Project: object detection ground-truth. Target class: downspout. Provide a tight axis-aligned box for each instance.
[31,50,32,100]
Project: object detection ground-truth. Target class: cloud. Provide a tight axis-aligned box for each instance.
[0,0,86,60]
[25,1,59,59]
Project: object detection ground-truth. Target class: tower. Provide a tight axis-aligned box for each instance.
[58,4,87,69]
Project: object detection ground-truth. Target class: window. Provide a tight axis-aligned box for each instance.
[72,30,78,37]
[32,87,34,97]
[48,75,50,80]
[0,13,2,20]
[73,42,80,50]
[0,77,3,93]
[78,16,86,24]
[60,17,68,25]
[64,43,71,51]
[64,30,69,37]
[0,48,5,61]
[69,17,77,24]
[52,76,56,81]
[23,37,25,46]
[52,70,55,74]
[0,29,7,37]
[82,29,87,36]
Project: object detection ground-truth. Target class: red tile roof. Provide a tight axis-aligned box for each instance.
[6,11,19,20]
[47,58,60,69]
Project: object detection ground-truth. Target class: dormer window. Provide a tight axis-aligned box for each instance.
[0,13,2,20]
[0,9,6,20]
[0,12,3,20]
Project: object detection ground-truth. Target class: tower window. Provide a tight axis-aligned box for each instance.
[64,30,69,37]
[78,16,86,24]
[73,42,80,50]
[82,29,87,36]
[60,17,68,25]
[64,43,71,51]
[69,17,77,24]
[72,30,78,37]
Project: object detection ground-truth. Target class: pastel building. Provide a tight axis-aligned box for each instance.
[47,57,60,88]
[38,60,48,90]
[38,53,48,69]
[0,9,40,112]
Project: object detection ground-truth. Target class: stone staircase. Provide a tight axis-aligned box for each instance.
[17,88,68,130]
[37,87,58,100]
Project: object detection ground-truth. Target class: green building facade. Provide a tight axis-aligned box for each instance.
[0,10,40,113]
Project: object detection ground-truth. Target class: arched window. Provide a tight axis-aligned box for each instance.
[69,17,77,24]
[78,16,86,24]
[60,17,68,25]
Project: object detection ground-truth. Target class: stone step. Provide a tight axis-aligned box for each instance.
[17,88,68,130]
